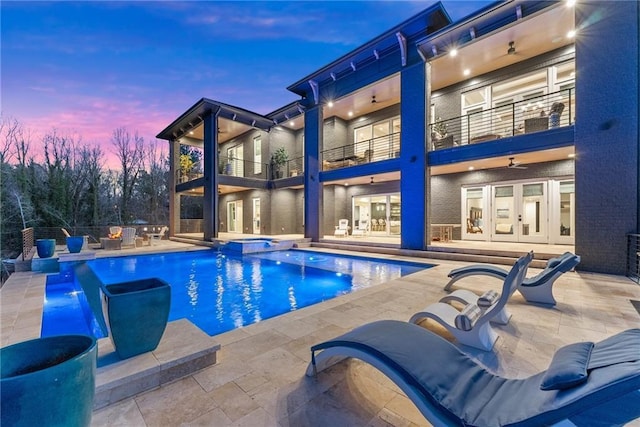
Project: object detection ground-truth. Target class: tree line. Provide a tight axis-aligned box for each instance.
[0,116,170,260]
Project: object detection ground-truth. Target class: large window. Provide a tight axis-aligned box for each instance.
[354,116,400,161]
[253,137,261,175]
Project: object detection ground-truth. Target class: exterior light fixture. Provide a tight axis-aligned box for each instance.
[289,121,295,126]
[567,0,576,7]
[568,153,576,158]
[189,131,194,135]
[348,111,353,117]
[567,30,576,38]
[327,101,334,108]
[450,48,458,57]
[463,69,470,76]
[468,166,474,171]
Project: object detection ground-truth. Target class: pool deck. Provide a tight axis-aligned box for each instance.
[2,242,640,426]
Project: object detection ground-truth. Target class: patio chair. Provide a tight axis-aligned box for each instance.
[307,319,640,427]
[334,219,350,237]
[352,219,369,237]
[148,226,168,245]
[409,251,533,350]
[444,252,580,305]
[121,227,137,248]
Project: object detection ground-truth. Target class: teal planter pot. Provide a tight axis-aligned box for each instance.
[1,335,97,427]
[36,239,56,258]
[103,278,171,359]
[66,236,84,253]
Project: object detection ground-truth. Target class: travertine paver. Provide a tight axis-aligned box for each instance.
[2,248,640,426]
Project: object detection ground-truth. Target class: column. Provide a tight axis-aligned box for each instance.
[203,109,220,241]
[400,61,428,250]
[304,104,323,241]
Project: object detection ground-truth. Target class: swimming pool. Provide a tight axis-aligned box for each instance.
[42,250,431,337]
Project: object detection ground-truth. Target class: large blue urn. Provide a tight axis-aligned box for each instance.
[36,239,56,258]
[1,335,97,427]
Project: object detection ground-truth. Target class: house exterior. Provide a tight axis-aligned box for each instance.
[157,0,639,275]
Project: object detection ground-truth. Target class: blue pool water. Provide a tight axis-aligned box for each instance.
[42,250,431,337]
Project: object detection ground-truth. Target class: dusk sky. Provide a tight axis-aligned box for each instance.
[2,1,491,167]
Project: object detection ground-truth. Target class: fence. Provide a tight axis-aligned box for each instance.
[21,228,34,261]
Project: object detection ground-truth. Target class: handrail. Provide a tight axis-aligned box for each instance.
[321,132,400,171]
[430,88,575,150]
[21,227,34,260]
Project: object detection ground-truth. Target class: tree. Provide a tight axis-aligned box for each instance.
[111,127,144,224]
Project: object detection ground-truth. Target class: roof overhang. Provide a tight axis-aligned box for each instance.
[157,98,275,141]
[286,2,451,98]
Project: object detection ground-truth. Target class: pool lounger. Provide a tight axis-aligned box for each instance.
[307,320,640,427]
[444,251,581,305]
[409,252,532,350]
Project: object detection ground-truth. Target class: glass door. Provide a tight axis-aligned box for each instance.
[550,180,575,244]
[352,193,401,236]
[252,198,260,234]
[227,200,243,233]
[492,182,548,243]
[370,195,388,235]
[462,187,488,241]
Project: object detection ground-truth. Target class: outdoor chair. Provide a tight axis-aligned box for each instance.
[148,226,168,245]
[352,219,369,237]
[121,227,137,248]
[409,252,533,350]
[307,319,640,427]
[444,252,580,305]
[334,219,350,237]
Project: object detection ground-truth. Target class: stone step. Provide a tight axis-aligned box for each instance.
[94,319,220,410]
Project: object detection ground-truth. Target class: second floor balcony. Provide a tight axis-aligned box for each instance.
[321,131,400,171]
[430,88,575,150]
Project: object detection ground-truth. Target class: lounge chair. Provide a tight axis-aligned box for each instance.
[444,252,580,305]
[352,219,369,237]
[148,226,168,245]
[409,251,533,350]
[307,319,640,427]
[334,219,349,237]
[121,227,137,248]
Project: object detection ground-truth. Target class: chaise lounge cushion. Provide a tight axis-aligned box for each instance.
[540,341,594,390]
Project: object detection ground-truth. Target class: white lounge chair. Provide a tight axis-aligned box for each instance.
[444,251,580,305]
[121,227,137,248]
[409,251,533,351]
[352,219,369,237]
[307,319,640,427]
[334,219,349,237]
[148,226,168,245]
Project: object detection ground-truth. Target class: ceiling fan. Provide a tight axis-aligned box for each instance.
[371,95,377,104]
[508,157,528,169]
[507,41,516,55]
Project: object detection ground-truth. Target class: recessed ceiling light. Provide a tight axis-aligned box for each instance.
[189,131,194,135]
[289,121,295,126]
[567,0,576,7]
[568,153,576,158]
[450,48,458,57]
[567,29,576,38]
[344,182,349,186]
[468,166,475,171]
[463,69,470,76]
[327,101,334,108]
[348,111,353,117]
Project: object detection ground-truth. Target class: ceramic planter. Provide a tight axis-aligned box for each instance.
[102,278,171,359]
[66,236,84,253]
[36,239,56,258]
[1,335,97,427]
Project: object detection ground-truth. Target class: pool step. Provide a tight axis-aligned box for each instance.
[94,319,220,410]
[310,242,551,269]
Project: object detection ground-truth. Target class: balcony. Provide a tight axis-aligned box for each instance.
[321,132,400,171]
[430,88,575,150]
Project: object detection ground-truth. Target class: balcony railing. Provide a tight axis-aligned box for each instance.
[321,132,400,171]
[430,88,575,150]
[218,156,269,179]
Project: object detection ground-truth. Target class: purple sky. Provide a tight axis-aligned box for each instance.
[2,1,491,167]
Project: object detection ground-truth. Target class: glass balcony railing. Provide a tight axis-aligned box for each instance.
[321,132,400,171]
[430,88,575,150]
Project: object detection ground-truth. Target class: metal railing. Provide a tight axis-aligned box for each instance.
[21,228,34,260]
[219,156,269,179]
[628,234,640,284]
[430,88,575,150]
[270,156,304,179]
[321,132,400,171]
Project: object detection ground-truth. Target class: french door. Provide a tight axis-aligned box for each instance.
[492,182,547,243]
[227,200,243,233]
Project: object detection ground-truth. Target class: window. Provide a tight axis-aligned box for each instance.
[253,137,261,175]
[353,116,400,160]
